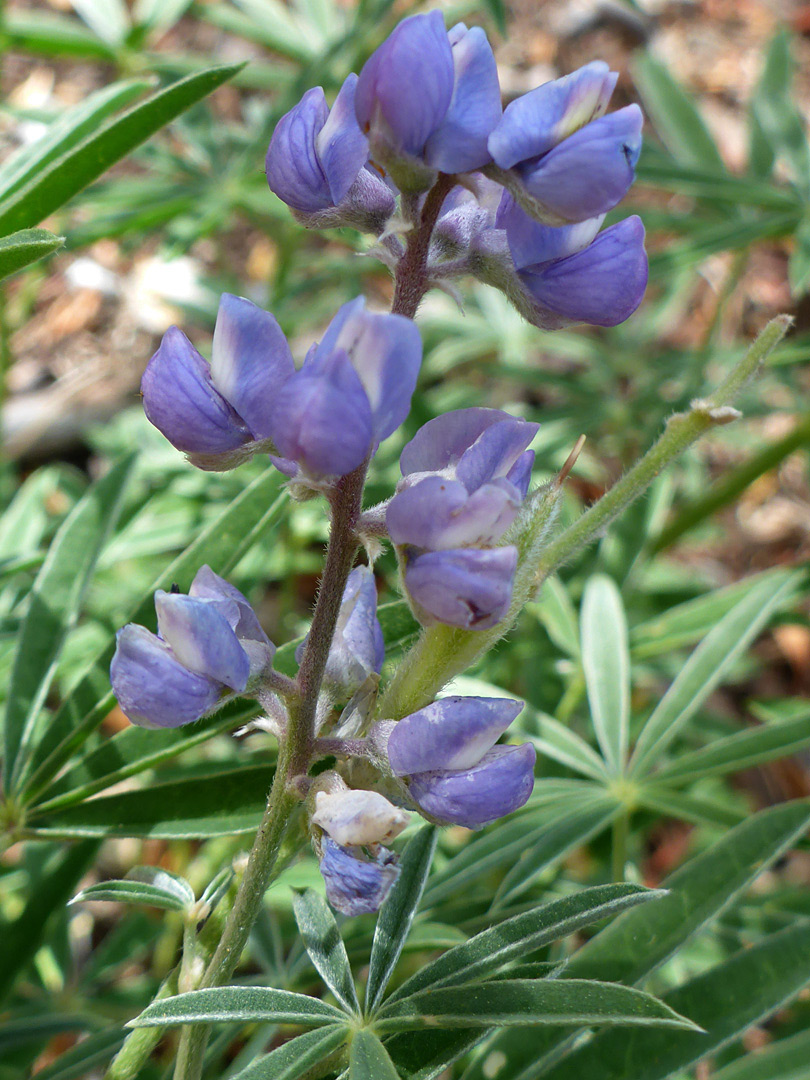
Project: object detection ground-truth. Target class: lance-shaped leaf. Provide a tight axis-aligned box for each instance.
[375,980,699,1033]
[386,883,664,1005]
[130,987,347,1028]
[581,575,630,774]
[0,64,243,235]
[230,1025,348,1080]
[3,455,135,793]
[71,867,194,912]
[458,799,810,1080]
[712,1027,810,1080]
[0,228,64,281]
[365,826,437,1014]
[629,571,800,778]
[539,920,810,1080]
[350,1029,400,1080]
[293,890,359,1015]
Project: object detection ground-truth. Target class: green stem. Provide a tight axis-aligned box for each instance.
[611,812,629,882]
[105,968,179,1080]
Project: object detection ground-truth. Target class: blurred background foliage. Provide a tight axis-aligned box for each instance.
[1,0,810,1077]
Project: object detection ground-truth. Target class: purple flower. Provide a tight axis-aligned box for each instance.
[269,297,422,478]
[387,475,522,550]
[266,76,394,230]
[385,695,535,828]
[141,293,294,467]
[404,545,518,630]
[488,62,642,224]
[318,837,400,916]
[355,14,501,185]
[296,566,384,694]
[110,566,274,729]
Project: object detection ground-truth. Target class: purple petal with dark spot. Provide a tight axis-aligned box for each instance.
[387,695,523,774]
[405,546,517,630]
[408,743,536,828]
[141,327,251,454]
[519,105,643,222]
[110,625,220,729]
[520,216,648,327]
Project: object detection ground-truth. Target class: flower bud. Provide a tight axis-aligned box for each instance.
[318,837,400,916]
[269,297,422,478]
[141,294,294,469]
[312,787,408,847]
[266,76,394,233]
[404,545,518,630]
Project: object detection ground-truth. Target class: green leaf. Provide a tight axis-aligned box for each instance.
[750,30,810,196]
[654,710,810,784]
[629,572,800,777]
[580,575,630,774]
[350,1029,400,1080]
[70,0,129,44]
[529,714,608,781]
[0,841,99,1002]
[789,212,810,296]
[632,52,727,173]
[0,64,242,235]
[132,0,195,33]
[0,228,64,281]
[0,11,118,60]
[28,761,276,839]
[376,980,698,1033]
[635,786,743,829]
[387,884,664,1005]
[3,455,135,793]
[528,575,580,657]
[539,921,810,1080]
[293,890,359,1015]
[200,867,234,915]
[0,80,149,201]
[18,468,285,799]
[712,1028,810,1080]
[459,800,810,1080]
[71,867,194,911]
[230,1026,348,1080]
[386,1030,485,1080]
[491,796,619,909]
[365,826,437,1015]
[130,987,348,1028]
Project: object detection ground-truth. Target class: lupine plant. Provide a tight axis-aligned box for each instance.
[2,6,809,1080]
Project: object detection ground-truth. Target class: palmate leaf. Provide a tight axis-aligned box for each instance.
[3,455,135,794]
[0,229,64,281]
[580,575,629,774]
[130,987,347,1028]
[0,63,243,235]
[540,920,810,1080]
[293,890,360,1015]
[529,713,608,782]
[374,980,698,1033]
[387,884,663,1005]
[459,800,810,1080]
[628,571,800,778]
[230,1026,348,1080]
[365,826,437,1014]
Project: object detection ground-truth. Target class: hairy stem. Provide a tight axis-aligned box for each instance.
[105,968,179,1080]
[391,173,455,318]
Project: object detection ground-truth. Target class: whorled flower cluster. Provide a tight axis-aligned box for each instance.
[112,10,649,917]
[266,14,648,329]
